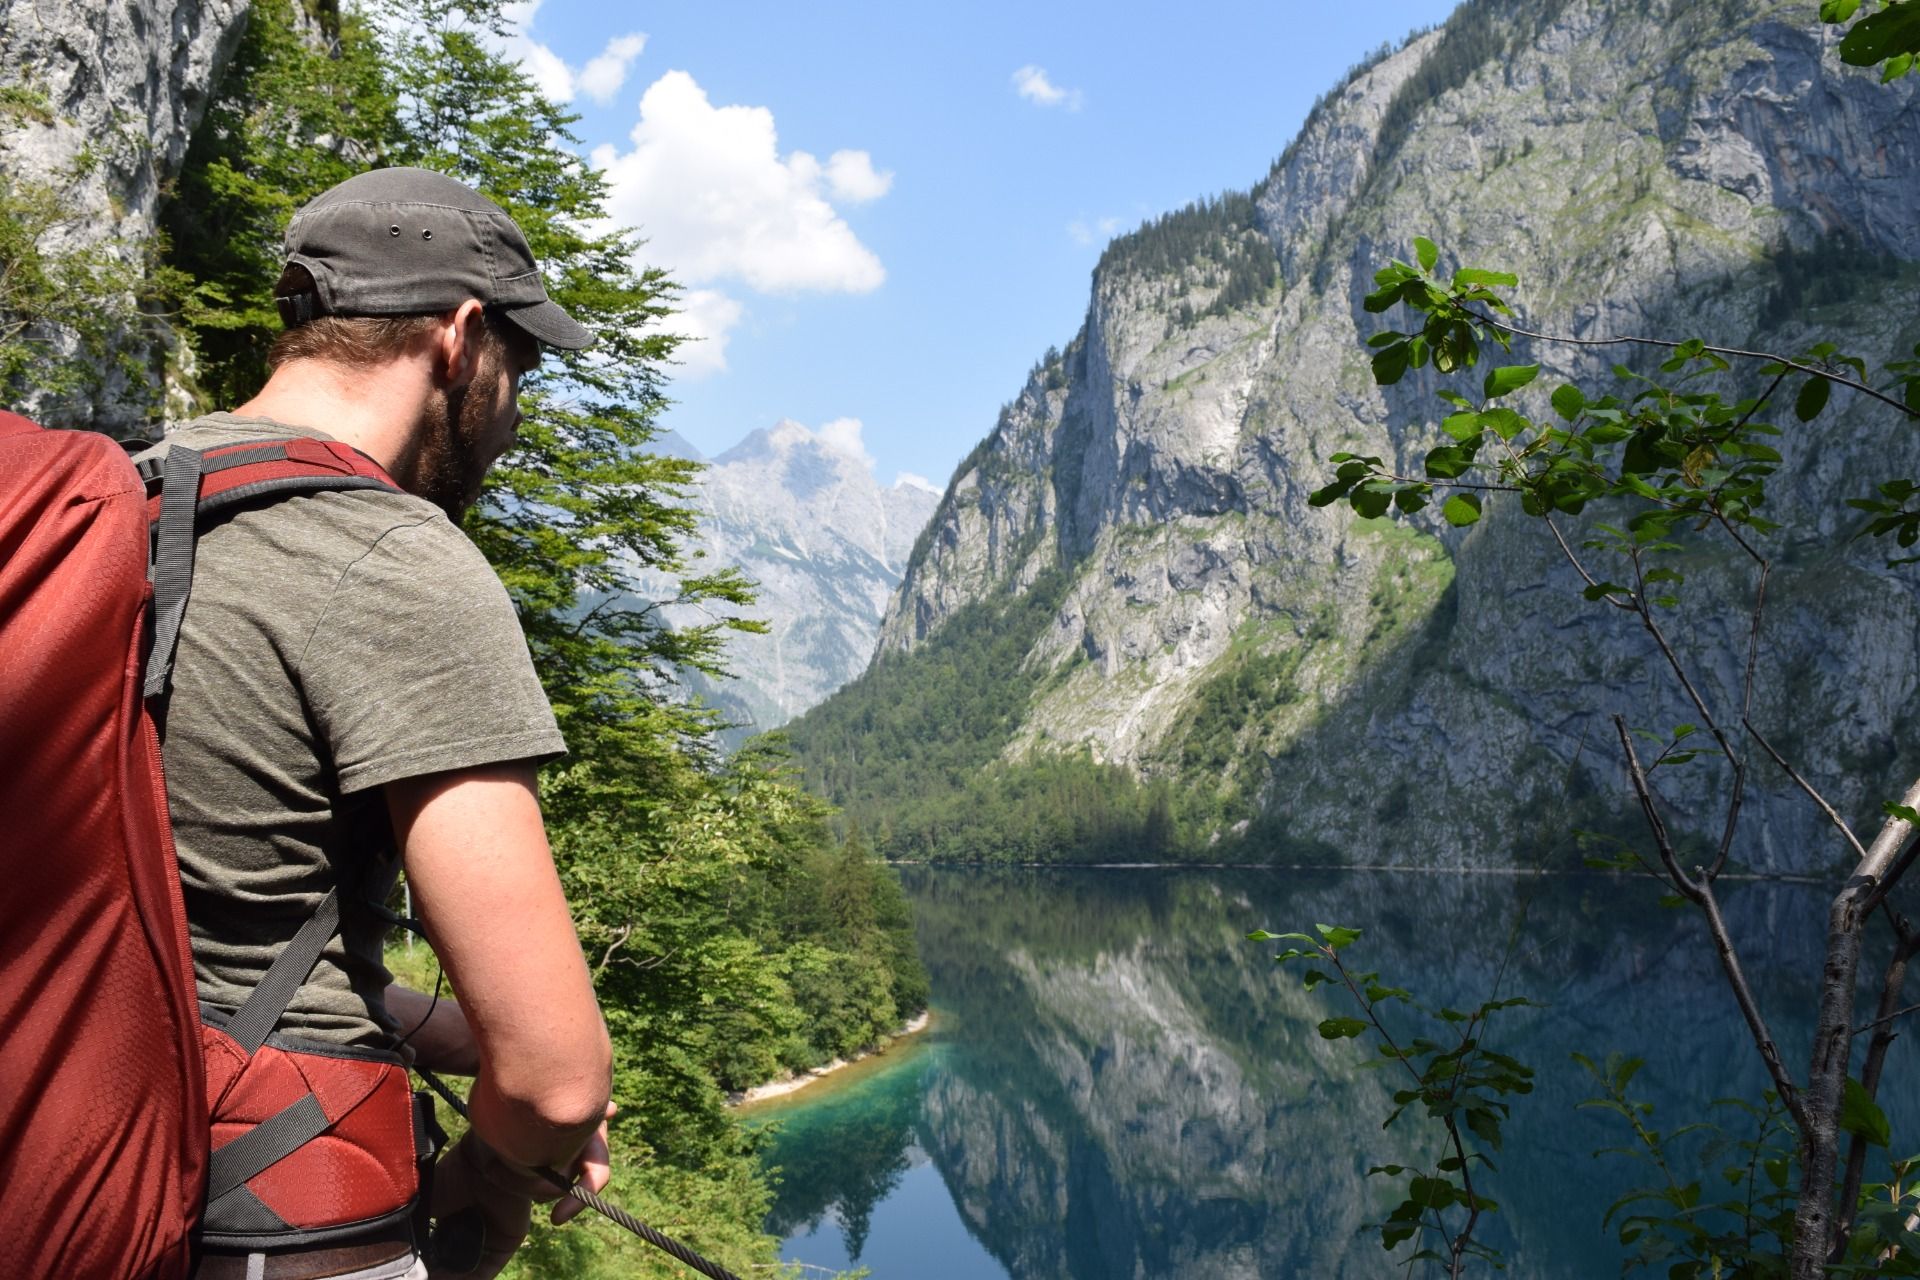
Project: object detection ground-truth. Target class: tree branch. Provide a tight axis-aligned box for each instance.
[1694,868,1806,1127]
[1833,921,1920,1259]
[1465,309,1920,421]
[1615,715,1697,900]
[1742,719,1867,863]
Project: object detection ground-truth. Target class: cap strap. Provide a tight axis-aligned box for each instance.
[275,291,321,328]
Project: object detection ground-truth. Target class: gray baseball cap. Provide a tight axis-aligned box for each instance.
[279,166,594,350]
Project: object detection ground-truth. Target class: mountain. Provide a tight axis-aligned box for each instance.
[643,421,939,742]
[0,0,245,430]
[786,0,1920,871]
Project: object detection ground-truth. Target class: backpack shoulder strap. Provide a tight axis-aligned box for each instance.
[142,437,402,701]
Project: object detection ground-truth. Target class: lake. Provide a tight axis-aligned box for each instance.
[751,866,1915,1278]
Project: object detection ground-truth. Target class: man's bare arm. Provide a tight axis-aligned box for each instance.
[386,761,611,1173]
[385,983,480,1076]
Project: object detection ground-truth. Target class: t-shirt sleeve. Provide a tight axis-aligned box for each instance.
[299,514,567,794]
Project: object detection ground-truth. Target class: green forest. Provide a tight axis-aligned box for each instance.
[2,0,927,1276]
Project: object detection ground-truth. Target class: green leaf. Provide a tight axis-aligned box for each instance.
[1372,341,1411,385]
[1551,383,1586,422]
[1442,411,1483,443]
[1885,802,1920,825]
[1442,493,1483,527]
[1308,480,1352,507]
[1425,445,1472,479]
[1454,267,1518,288]
[1822,0,1862,22]
[1839,3,1920,67]
[1319,1017,1369,1040]
[1315,923,1363,949]
[1350,483,1392,520]
[1841,1077,1892,1148]
[1795,375,1831,423]
[1414,236,1439,273]
[1484,363,1540,399]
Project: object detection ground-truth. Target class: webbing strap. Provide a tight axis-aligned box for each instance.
[227,890,341,1055]
[143,446,205,699]
[205,1093,331,1203]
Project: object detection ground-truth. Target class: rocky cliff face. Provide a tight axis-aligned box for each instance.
[0,0,248,429]
[866,0,1920,870]
[645,421,939,739]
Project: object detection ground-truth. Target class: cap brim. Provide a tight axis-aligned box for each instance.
[499,299,595,351]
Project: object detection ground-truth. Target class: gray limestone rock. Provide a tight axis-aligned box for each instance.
[869,0,1920,871]
[0,0,248,429]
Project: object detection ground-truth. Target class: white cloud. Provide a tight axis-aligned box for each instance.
[894,471,937,493]
[816,417,873,467]
[1067,215,1124,247]
[664,288,744,379]
[597,71,888,295]
[493,3,644,106]
[578,34,648,105]
[1013,65,1083,110]
[826,150,893,203]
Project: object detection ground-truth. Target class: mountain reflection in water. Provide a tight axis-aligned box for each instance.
[758,867,1916,1279]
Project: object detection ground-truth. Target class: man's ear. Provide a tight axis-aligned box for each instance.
[435,299,489,388]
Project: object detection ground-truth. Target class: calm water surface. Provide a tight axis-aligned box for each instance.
[753,867,1915,1278]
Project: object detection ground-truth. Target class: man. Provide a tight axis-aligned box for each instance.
[140,167,613,1280]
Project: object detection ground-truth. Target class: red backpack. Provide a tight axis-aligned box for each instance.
[0,414,431,1277]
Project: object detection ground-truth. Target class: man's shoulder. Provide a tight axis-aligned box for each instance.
[145,414,460,563]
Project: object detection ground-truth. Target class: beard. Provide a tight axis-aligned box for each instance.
[407,355,502,521]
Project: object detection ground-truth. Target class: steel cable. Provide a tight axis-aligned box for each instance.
[417,1068,748,1280]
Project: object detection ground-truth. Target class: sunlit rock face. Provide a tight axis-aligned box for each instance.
[0,0,248,429]
[640,422,939,740]
[868,0,1920,870]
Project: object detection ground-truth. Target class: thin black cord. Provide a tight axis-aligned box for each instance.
[416,1068,749,1280]
[394,963,446,1058]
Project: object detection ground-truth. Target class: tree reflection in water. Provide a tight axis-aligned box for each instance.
[758,868,1917,1279]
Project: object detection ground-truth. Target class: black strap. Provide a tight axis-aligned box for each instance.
[143,446,204,700]
[227,890,341,1055]
[205,1093,331,1203]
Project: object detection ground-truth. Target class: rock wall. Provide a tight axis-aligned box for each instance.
[0,0,248,429]
[869,0,1920,870]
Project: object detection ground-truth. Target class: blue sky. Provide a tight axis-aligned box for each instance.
[504,0,1461,491]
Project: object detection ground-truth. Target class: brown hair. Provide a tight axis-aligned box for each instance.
[266,264,507,370]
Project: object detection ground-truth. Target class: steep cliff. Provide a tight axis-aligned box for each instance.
[633,421,938,741]
[0,0,248,429]
[797,0,1920,870]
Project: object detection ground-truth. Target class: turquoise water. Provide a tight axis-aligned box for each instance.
[754,867,1914,1278]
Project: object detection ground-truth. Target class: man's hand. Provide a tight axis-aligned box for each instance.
[549,1101,616,1226]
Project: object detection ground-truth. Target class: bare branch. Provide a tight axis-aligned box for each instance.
[1628,552,1739,770]
[1709,561,1771,881]
[592,923,635,980]
[1742,719,1867,863]
[1614,715,1698,900]
[1861,832,1920,919]
[1833,924,1920,1256]
[1695,870,1806,1126]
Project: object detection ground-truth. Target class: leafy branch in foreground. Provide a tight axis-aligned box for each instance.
[1251,923,1535,1277]
[1575,1051,1800,1278]
[1321,233,1920,1279]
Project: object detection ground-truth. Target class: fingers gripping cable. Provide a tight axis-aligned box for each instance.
[414,1068,748,1280]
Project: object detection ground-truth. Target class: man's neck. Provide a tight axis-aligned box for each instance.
[234,359,425,478]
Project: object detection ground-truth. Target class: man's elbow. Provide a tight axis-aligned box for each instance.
[500,1027,613,1134]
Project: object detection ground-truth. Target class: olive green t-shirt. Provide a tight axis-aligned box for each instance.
[136,414,566,1048]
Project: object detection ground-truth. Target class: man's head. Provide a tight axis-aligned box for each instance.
[265,168,591,517]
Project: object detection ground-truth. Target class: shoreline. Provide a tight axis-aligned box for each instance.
[883,860,1828,884]
[729,1010,933,1108]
